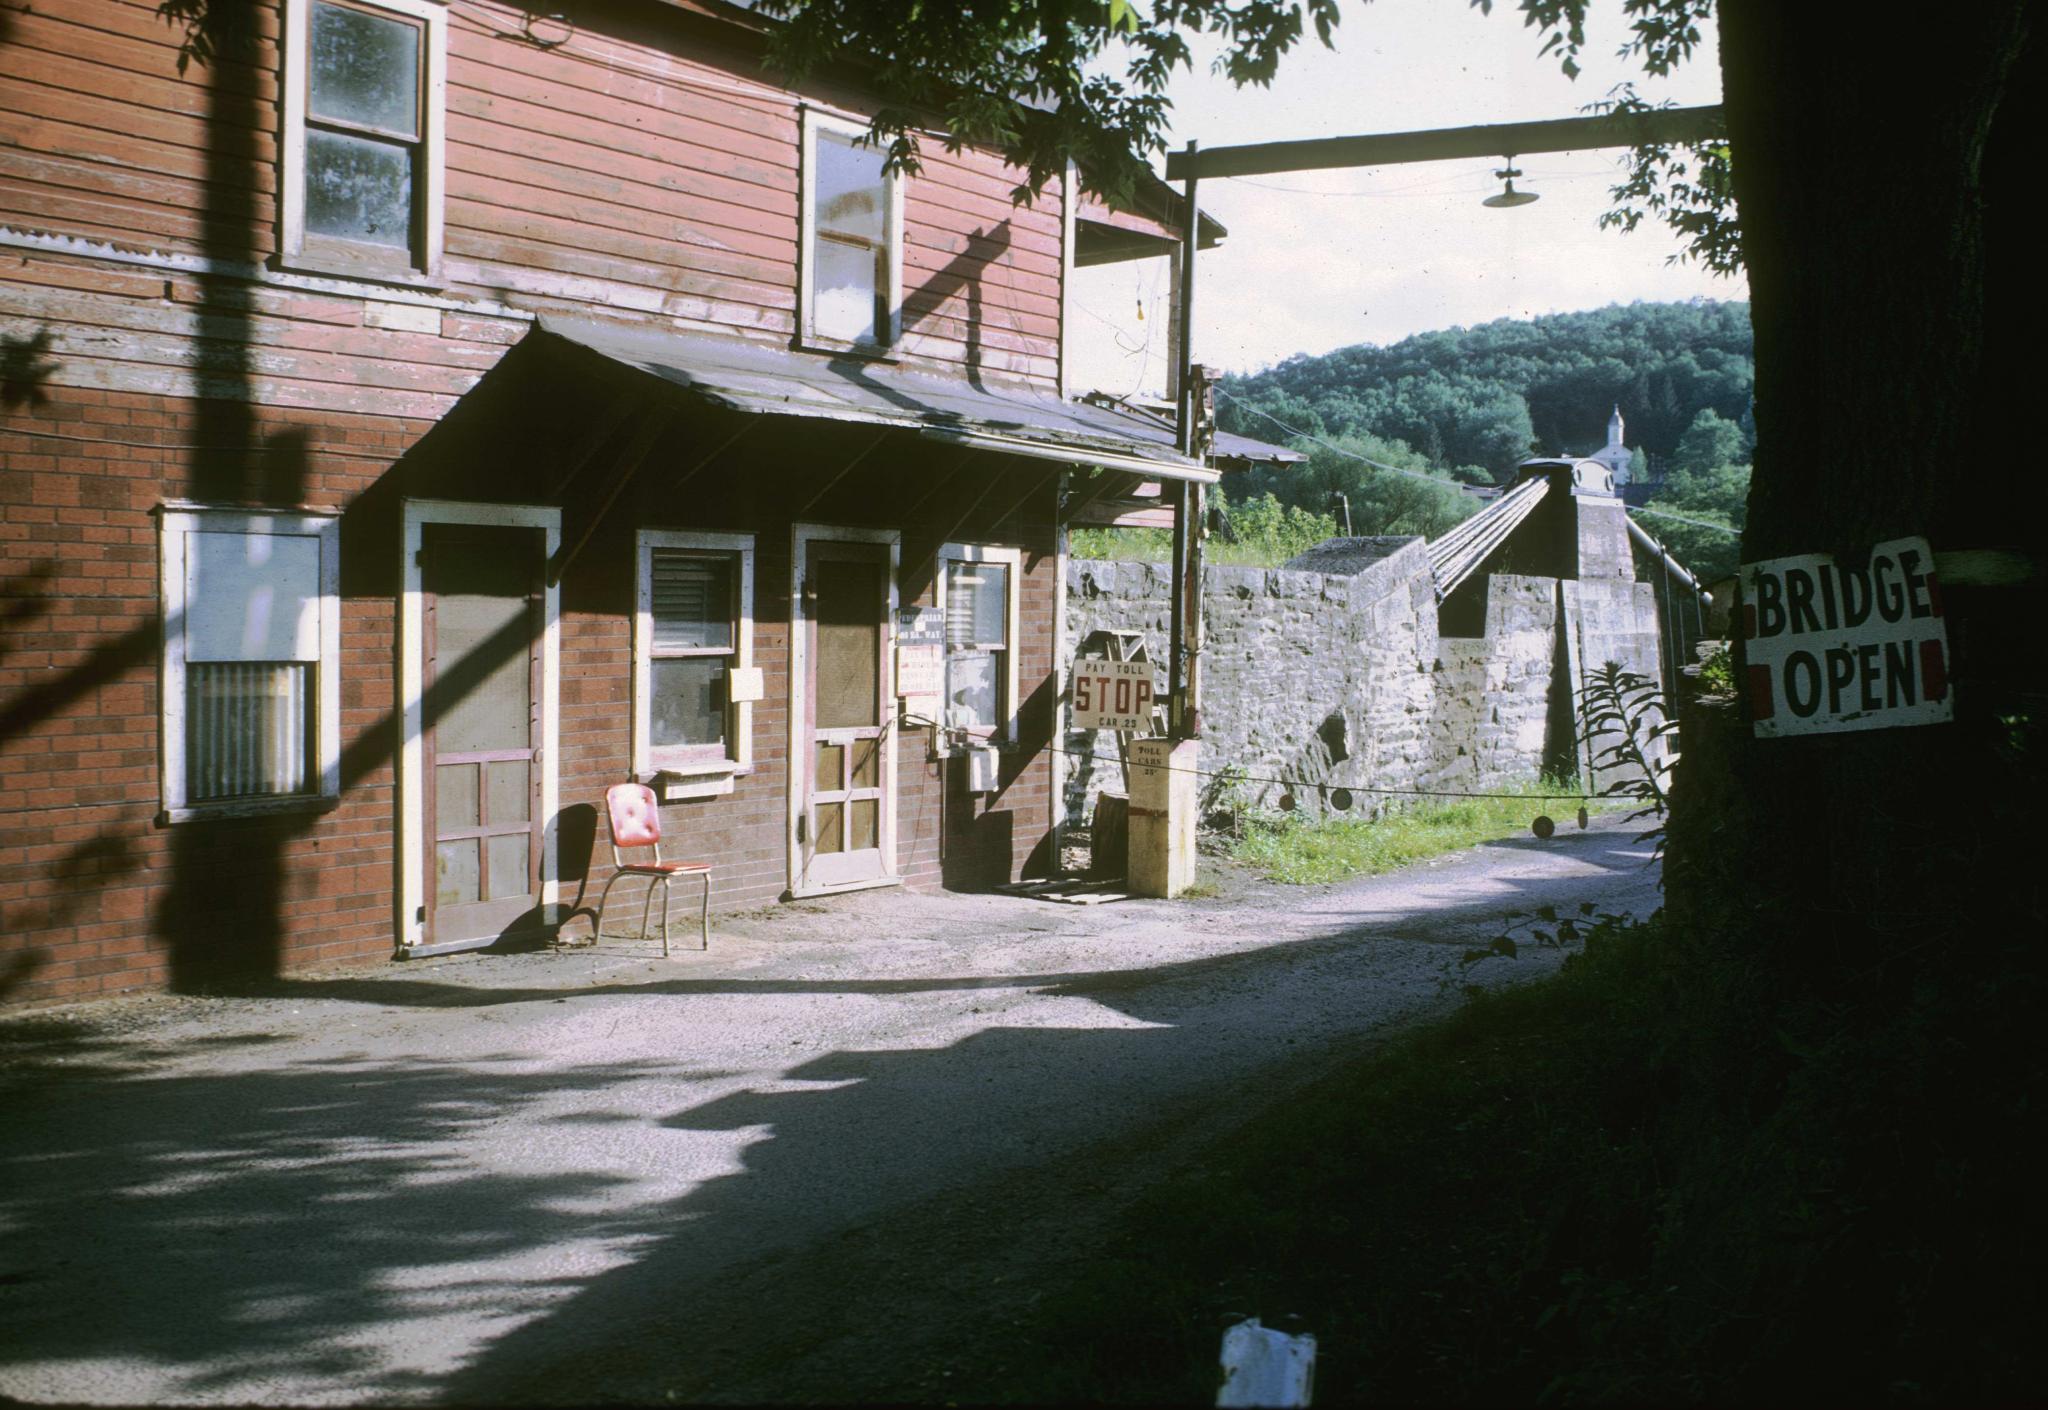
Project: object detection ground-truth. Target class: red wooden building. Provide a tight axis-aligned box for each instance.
[0,0,1261,1003]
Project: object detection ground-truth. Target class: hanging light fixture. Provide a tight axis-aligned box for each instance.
[1483,156,1539,208]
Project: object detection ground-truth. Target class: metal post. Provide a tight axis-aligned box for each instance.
[1170,139,1201,739]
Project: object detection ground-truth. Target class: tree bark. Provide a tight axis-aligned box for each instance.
[1673,2,2046,971]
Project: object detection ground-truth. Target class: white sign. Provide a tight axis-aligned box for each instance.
[1740,535,1952,737]
[1072,659,1156,732]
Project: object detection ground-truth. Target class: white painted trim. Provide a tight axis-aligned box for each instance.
[281,0,447,281]
[157,507,341,822]
[1059,161,1077,401]
[798,107,903,352]
[633,528,756,779]
[788,523,900,897]
[935,541,1023,750]
[398,499,560,953]
[1051,482,1070,857]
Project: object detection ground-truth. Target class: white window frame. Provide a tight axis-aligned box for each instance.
[936,542,1022,750]
[158,505,342,824]
[280,0,448,283]
[798,106,904,354]
[634,529,756,798]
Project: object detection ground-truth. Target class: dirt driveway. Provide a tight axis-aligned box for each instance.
[0,820,1658,1405]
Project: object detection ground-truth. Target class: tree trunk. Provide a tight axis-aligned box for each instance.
[1674,2,2045,970]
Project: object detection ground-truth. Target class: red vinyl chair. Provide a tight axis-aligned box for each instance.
[596,783,712,954]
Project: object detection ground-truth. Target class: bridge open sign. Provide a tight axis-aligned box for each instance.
[1740,535,1952,737]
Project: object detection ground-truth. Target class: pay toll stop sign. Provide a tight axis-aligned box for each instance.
[1739,535,1952,738]
[1071,659,1156,732]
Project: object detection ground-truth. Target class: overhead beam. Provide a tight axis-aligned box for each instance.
[1164,104,1724,181]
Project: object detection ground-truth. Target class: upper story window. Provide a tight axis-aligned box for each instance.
[159,508,342,823]
[281,0,446,281]
[800,109,902,352]
[634,530,758,795]
[939,544,1021,745]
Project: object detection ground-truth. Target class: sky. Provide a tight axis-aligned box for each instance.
[1066,0,1747,396]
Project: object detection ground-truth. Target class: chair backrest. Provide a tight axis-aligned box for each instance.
[606,783,661,854]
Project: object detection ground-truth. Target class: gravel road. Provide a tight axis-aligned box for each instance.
[0,819,1658,1405]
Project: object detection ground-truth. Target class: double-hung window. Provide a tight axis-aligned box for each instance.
[634,530,756,794]
[159,508,341,822]
[800,109,902,351]
[282,0,446,279]
[938,544,1021,745]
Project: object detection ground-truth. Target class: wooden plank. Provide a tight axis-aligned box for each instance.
[443,192,796,297]
[0,149,275,229]
[0,79,276,167]
[446,86,795,206]
[446,144,798,261]
[444,229,797,322]
[445,24,798,166]
[0,339,455,421]
[0,6,279,104]
[1167,105,1727,180]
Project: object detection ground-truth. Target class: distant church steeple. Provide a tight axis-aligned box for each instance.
[1590,404,1632,486]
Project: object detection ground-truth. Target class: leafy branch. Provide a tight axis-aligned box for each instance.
[1578,659,1678,854]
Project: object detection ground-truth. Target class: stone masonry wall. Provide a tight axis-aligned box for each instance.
[1062,548,1586,826]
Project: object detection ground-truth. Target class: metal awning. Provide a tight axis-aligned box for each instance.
[534,315,1219,485]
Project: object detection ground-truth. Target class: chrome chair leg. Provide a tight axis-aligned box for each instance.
[593,871,629,940]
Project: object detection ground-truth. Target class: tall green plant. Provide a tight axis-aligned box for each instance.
[1578,661,1678,847]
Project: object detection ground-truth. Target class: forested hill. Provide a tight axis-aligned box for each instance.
[1217,300,1754,480]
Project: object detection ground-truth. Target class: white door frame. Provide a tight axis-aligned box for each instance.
[788,522,900,897]
[397,499,562,955]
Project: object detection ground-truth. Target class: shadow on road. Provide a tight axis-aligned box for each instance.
[0,827,1657,1403]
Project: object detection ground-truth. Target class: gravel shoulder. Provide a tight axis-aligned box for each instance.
[0,819,1658,1405]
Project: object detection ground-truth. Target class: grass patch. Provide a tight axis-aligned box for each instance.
[995,908,2045,1405]
[1229,781,1603,885]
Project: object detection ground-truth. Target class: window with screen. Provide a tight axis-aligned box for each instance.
[940,546,1020,742]
[802,110,900,350]
[284,0,445,277]
[636,530,756,779]
[159,508,341,821]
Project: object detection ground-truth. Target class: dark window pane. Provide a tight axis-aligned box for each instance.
[945,651,998,730]
[485,759,530,826]
[430,578,532,756]
[651,658,727,750]
[815,131,885,240]
[849,798,878,852]
[436,838,478,907]
[945,562,1007,647]
[187,661,313,802]
[849,737,879,789]
[311,0,420,135]
[814,558,880,729]
[435,763,477,831]
[651,552,732,651]
[305,128,413,248]
[814,741,844,793]
[814,801,845,855]
[487,834,530,902]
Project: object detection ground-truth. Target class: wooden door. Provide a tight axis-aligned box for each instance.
[800,540,891,890]
[422,523,544,945]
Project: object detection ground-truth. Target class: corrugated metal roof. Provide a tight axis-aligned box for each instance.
[536,315,1223,483]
